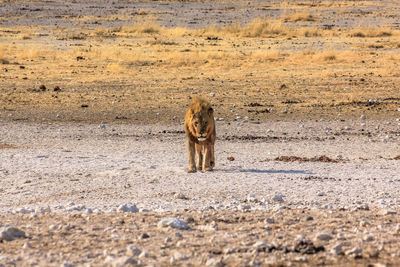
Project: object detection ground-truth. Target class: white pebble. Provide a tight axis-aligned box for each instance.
[158,218,190,230]
[117,204,139,213]
[210,92,215,97]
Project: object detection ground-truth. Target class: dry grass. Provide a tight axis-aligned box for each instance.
[282,12,317,22]
[349,28,393,38]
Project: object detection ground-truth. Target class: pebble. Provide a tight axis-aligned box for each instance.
[0,226,26,241]
[380,209,396,215]
[265,217,275,224]
[315,232,333,241]
[117,204,139,213]
[317,192,325,196]
[247,194,258,202]
[126,245,141,256]
[206,258,222,266]
[273,193,284,203]
[104,256,138,267]
[331,243,345,255]
[363,234,375,242]
[210,92,215,97]
[173,193,187,200]
[158,218,190,230]
[253,241,268,249]
[396,223,400,233]
[345,247,363,256]
[99,123,106,129]
[238,204,251,211]
[360,114,366,120]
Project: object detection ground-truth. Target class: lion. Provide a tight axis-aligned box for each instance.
[184,97,216,173]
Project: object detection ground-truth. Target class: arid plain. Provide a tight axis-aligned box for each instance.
[1,0,400,266]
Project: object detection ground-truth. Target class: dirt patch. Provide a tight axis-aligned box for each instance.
[264,155,344,163]
[0,144,17,149]
[0,209,399,266]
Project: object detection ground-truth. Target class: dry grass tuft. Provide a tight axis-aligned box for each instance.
[350,29,393,38]
[283,12,317,22]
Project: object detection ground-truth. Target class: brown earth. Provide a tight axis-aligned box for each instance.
[1,0,400,124]
[1,209,400,266]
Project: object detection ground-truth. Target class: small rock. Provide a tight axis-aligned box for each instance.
[139,233,149,239]
[0,226,26,241]
[315,232,333,241]
[117,204,139,213]
[138,251,148,259]
[360,114,366,120]
[265,217,275,224]
[363,234,374,242]
[380,209,396,215]
[238,204,251,211]
[99,123,106,129]
[104,256,138,267]
[158,218,190,230]
[126,245,141,256]
[253,241,268,250]
[173,251,189,261]
[331,243,345,255]
[317,192,325,196]
[227,156,235,161]
[53,86,61,92]
[223,248,235,254]
[395,223,400,233]
[273,193,284,203]
[206,258,223,266]
[345,247,363,256]
[247,194,258,202]
[173,193,187,200]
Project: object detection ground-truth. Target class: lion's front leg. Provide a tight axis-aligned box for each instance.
[202,144,213,172]
[187,139,196,173]
[210,141,215,168]
[195,143,203,171]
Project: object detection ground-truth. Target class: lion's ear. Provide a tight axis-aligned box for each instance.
[208,107,213,116]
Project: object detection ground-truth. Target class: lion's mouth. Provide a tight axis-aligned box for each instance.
[197,136,206,142]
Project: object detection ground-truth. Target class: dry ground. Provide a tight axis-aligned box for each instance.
[1,209,400,266]
[1,0,400,123]
[1,1,400,266]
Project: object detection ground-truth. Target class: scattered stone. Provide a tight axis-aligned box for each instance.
[265,217,275,224]
[210,92,215,97]
[158,218,190,230]
[173,193,188,200]
[317,191,325,196]
[139,233,149,239]
[238,204,251,211]
[53,86,61,92]
[345,247,363,257]
[39,84,46,91]
[117,204,138,213]
[104,255,138,266]
[173,251,189,261]
[227,156,235,161]
[273,193,284,203]
[206,258,223,266]
[253,241,268,251]
[126,245,141,256]
[247,194,258,202]
[315,232,333,241]
[380,209,396,215]
[99,123,106,129]
[223,248,235,254]
[396,223,400,233]
[331,243,346,255]
[363,234,375,242]
[360,114,366,120]
[0,226,26,241]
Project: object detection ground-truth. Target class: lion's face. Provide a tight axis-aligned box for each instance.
[185,98,214,142]
[190,109,213,142]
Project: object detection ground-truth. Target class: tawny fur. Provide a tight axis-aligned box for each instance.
[184,98,216,173]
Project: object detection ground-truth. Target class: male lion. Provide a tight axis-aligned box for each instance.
[184,98,216,173]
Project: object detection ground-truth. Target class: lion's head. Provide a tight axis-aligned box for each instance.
[185,98,215,142]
